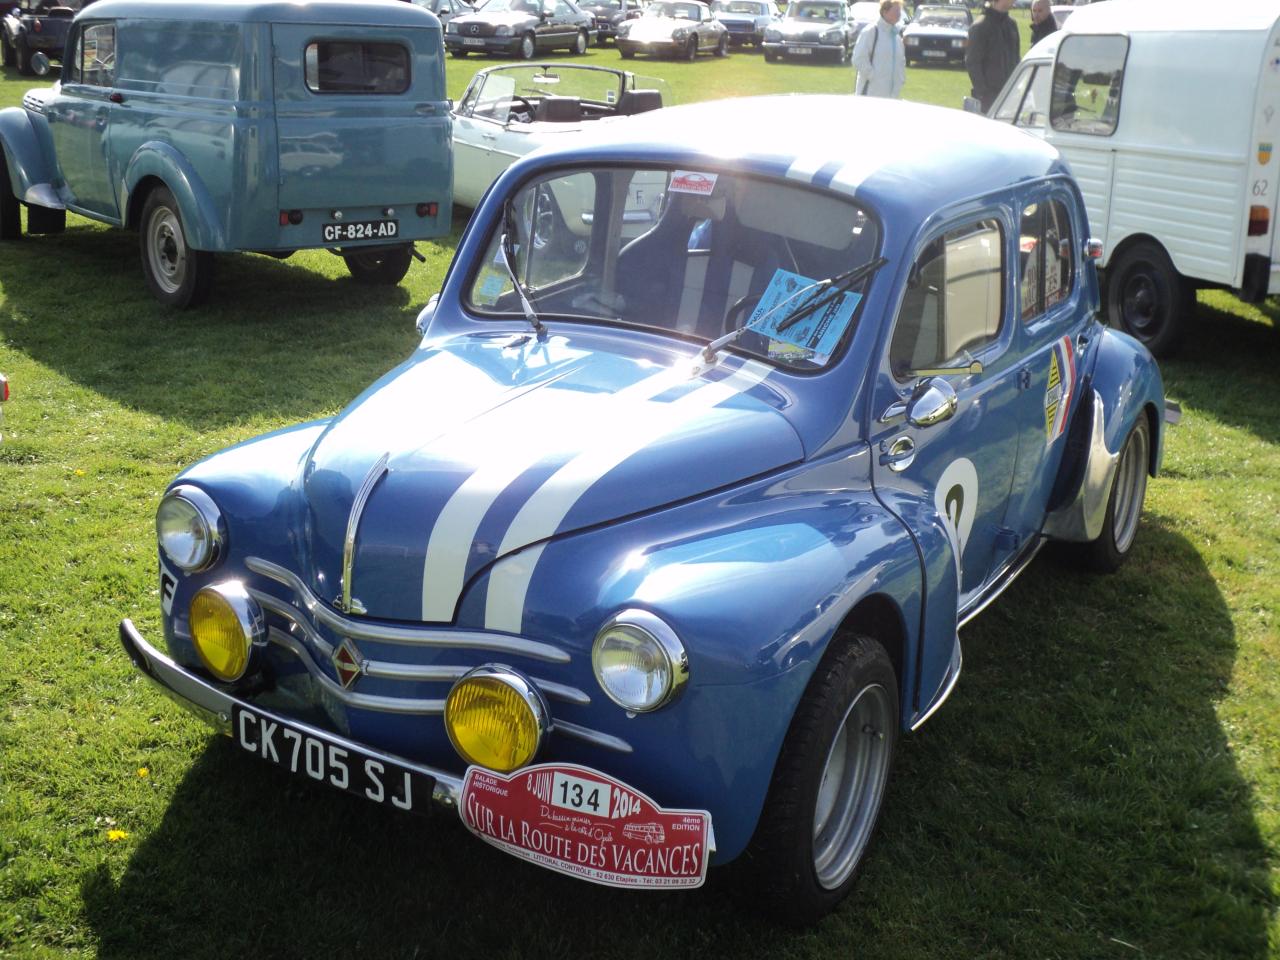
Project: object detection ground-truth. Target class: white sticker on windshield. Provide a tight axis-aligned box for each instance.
[669,171,718,195]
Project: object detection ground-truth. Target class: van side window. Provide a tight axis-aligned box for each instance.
[1050,35,1127,136]
[80,23,116,87]
[1019,200,1074,321]
[890,219,1004,378]
[304,41,410,94]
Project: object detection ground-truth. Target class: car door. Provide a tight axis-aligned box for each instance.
[452,71,521,207]
[868,212,1026,612]
[46,20,120,220]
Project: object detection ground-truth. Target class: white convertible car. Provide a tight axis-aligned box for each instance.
[453,64,672,247]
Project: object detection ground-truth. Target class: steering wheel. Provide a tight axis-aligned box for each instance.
[722,293,762,336]
[507,95,536,122]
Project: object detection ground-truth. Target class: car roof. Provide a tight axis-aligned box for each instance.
[1061,0,1280,34]
[527,95,1064,218]
[81,0,437,26]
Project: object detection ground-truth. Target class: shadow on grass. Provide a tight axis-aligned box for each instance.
[0,223,427,430]
[80,521,1272,959]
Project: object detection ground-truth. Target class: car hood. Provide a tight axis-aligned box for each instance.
[774,18,842,36]
[718,11,766,24]
[904,23,967,37]
[626,16,692,38]
[298,334,803,624]
[454,10,535,27]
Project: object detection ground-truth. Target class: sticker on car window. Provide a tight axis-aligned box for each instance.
[746,269,860,360]
[477,271,508,304]
[668,171,718,195]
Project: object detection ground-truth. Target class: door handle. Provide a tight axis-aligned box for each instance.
[481,132,497,141]
[878,436,915,472]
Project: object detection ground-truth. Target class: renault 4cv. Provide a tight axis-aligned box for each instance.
[0,0,452,307]
[118,96,1172,922]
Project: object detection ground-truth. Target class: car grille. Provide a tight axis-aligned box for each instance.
[724,21,753,33]
[788,29,822,42]
[916,35,957,51]
[462,21,498,36]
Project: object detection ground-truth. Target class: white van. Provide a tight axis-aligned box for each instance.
[985,0,1280,356]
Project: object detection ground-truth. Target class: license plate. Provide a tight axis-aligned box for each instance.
[322,219,399,243]
[789,46,813,55]
[460,762,711,888]
[923,49,945,58]
[232,704,432,814]
[463,36,485,45]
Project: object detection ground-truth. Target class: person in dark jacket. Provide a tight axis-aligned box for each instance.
[965,0,1019,113]
[1029,0,1057,45]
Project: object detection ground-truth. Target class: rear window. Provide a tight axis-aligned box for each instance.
[304,41,410,94]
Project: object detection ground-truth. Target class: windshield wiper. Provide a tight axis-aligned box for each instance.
[499,198,547,338]
[700,255,888,364]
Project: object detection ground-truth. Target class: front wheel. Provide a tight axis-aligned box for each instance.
[450,48,468,58]
[139,186,213,308]
[764,49,778,62]
[1084,416,1150,573]
[343,245,414,285]
[745,635,898,924]
[684,36,698,60]
[518,32,536,59]
[572,29,588,54]
[1104,239,1191,358]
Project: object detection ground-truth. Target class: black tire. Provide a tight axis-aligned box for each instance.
[15,40,32,76]
[450,48,468,58]
[25,203,64,235]
[684,36,698,60]
[1084,416,1150,573]
[572,29,588,54]
[518,32,536,59]
[764,49,778,62]
[619,45,635,58]
[1,33,12,69]
[745,634,898,925]
[1104,240,1191,359]
[715,33,728,56]
[595,32,609,45]
[343,245,414,285]
[0,149,21,240]
[139,185,214,308]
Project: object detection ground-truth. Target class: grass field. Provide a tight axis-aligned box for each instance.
[1,14,1278,959]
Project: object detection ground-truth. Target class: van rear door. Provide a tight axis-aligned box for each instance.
[270,23,451,218]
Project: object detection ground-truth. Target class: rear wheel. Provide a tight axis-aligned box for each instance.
[1084,416,1150,573]
[518,32,536,59]
[343,245,414,285]
[572,29,588,54]
[745,635,898,925]
[1104,239,1191,358]
[139,185,213,308]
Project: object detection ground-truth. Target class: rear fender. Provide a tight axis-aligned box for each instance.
[0,106,62,207]
[122,142,225,250]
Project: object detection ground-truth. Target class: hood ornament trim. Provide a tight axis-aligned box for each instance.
[339,452,390,615]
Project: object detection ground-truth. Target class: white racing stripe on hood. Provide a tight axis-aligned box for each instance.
[784,156,829,184]
[420,364,695,621]
[482,359,773,633]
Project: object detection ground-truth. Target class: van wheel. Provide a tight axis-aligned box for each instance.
[518,32,536,59]
[1105,240,1190,358]
[344,245,413,285]
[0,151,21,240]
[572,29,588,54]
[744,634,898,925]
[140,185,213,308]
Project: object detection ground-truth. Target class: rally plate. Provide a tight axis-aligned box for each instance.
[460,763,711,889]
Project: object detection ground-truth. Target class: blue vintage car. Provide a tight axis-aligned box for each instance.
[119,95,1169,921]
[0,0,453,306]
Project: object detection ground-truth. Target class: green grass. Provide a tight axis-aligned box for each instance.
[2,17,1279,959]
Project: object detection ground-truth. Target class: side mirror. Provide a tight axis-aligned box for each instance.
[415,292,440,336]
[31,51,50,75]
[961,95,982,114]
[906,377,959,427]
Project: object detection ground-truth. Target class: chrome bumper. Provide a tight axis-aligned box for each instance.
[118,619,464,808]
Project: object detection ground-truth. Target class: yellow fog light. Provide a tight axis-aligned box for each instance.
[445,666,549,772]
[189,581,263,682]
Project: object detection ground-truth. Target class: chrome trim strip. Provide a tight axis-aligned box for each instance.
[341,453,390,615]
[249,588,589,706]
[245,557,571,664]
[957,537,1045,629]
[909,637,961,732]
[552,719,634,754]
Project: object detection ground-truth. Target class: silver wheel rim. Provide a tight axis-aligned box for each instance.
[812,683,893,890]
[1112,423,1148,554]
[576,31,586,53]
[521,35,534,57]
[146,204,186,295]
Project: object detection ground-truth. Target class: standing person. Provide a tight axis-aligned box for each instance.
[965,0,1019,113]
[1029,0,1057,44]
[852,0,906,98]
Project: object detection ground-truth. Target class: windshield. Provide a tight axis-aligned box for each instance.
[715,1,768,13]
[915,7,967,26]
[466,166,881,371]
[477,0,541,13]
[586,0,622,8]
[645,1,702,18]
[786,2,842,22]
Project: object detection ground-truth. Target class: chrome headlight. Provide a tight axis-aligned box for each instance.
[156,485,224,572]
[495,23,513,35]
[446,20,458,32]
[617,21,631,35]
[763,26,780,40]
[672,26,689,40]
[821,27,843,42]
[592,610,689,713]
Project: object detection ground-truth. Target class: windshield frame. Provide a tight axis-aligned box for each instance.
[459,160,885,375]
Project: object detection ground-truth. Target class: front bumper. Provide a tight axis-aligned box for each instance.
[118,618,463,808]
[762,40,842,58]
[615,38,684,55]
[445,35,522,55]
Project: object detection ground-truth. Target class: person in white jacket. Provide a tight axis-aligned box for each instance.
[852,0,906,98]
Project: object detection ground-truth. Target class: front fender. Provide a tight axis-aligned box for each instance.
[0,106,61,206]
[122,142,226,250]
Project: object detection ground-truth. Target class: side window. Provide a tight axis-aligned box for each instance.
[890,219,1004,377]
[554,0,572,15]
[303,41,410,95]
[992,65,1032,123]
[80,23,116,88]
[1019,199,1075,322]
[1050,35,1128,136]
[65,27,81,83]
[1017,65,1052,129]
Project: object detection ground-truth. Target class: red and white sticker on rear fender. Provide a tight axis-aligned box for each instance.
[459,763,711,889]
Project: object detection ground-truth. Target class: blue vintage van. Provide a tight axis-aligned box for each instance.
[0,0,453,306]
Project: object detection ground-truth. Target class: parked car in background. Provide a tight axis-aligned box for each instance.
[615,1,728,59]
[451,61,670,235]
[580,0,643,44]
[120,93,1169,925]
[445,0,595,59]
[410,0,477,26]
[762,0,854,61]
[847,0,880,38]
[985,0,1280,355]
[903,3,970,64]
[0,0,453,306]
[711,0,780,47]
[0,0,87,74]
